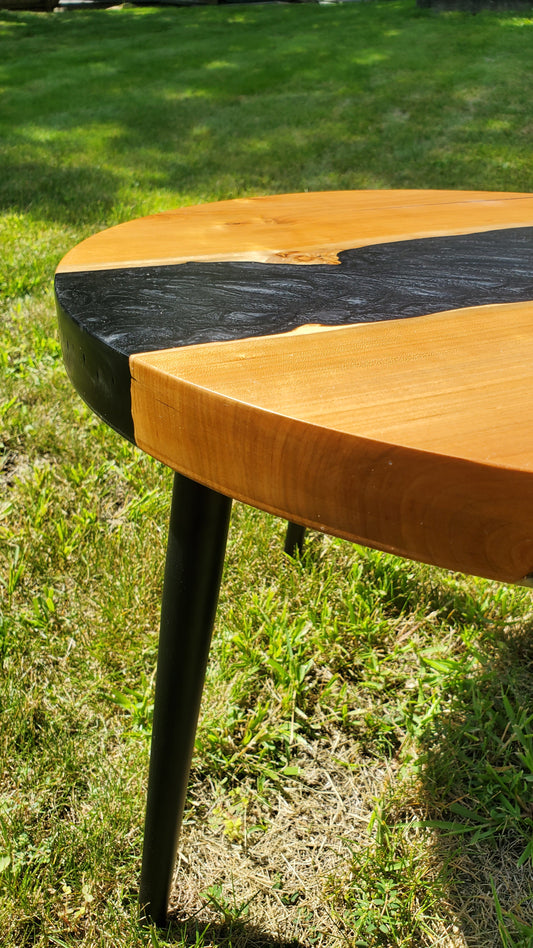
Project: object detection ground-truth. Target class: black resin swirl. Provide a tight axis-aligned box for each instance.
[55,228,533,441]
[56,228,532,353]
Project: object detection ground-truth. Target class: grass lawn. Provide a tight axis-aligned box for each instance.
[1,1,533,945]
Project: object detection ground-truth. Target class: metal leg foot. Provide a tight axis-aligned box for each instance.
[139,473,232,925]
[284,521,306,557]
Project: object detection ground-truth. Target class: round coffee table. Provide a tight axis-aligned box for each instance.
[55,190,533,923]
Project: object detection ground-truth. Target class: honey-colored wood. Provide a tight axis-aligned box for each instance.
[55,189,533,927]
[130,301,533,585]
[56,190,533,273]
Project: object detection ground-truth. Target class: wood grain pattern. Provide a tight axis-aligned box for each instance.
[130,302,533,585]
[56,190,533,273]
[55,189,533,584]
[55,218,532,447]
[54,227,533,354]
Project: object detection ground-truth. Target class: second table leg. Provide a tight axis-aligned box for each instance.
[139,472,232,925]
[284,522,306,557]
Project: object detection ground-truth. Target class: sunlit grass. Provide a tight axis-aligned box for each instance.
[1,2,533,295]
[1,2,533,945]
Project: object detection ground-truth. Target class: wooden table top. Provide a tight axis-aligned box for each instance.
[55,190,533,585]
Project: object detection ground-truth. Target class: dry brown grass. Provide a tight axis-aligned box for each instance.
[171,735,391,946]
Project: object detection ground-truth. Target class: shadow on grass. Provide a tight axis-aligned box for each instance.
[165,913,309,947]
[413,615,533,943]
[0,160,119,225]
[2,0,532,237]
[0,3,394,225]
[302,546,533,943]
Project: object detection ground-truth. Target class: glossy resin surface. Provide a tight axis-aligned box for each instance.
[55,191,533,582]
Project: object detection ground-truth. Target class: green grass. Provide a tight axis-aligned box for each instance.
[1,2,533,945]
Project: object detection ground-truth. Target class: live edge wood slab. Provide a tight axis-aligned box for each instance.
[56,190,533,586]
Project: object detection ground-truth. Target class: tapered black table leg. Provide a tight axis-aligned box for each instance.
[139,472,232,926]
[284,521,306,557]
